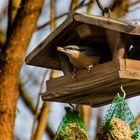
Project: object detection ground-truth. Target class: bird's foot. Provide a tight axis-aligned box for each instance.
[87,64,93,72]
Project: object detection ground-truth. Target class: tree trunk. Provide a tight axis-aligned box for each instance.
[0,0,44,139]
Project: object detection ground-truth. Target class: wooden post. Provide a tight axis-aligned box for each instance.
[113,34,132,60]
[105,30,120,55]
[113,33,125,59]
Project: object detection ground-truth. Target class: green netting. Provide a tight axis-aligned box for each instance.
[53,107,89,140]
[99,94,140,140]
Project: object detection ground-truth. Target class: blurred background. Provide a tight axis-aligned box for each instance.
[0,0,140,140]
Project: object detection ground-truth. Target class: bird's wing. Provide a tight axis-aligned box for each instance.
[79,45,101,56]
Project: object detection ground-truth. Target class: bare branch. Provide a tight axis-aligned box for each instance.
[34,102,51,140]
[33,1,60,140]
[50,0,56,31]
[87,1,94,14]
[37,0,95,31]
[7,0,21,37]
[19,83,55,139]
[37,12,68,30]
[129,0,140,6]
[69,0,79,11]
[31,70,48,140]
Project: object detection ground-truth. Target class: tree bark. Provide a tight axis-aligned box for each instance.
[0,0,44,139]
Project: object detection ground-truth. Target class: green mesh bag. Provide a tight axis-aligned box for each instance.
[97,94,140,140]
[53,107,89,140]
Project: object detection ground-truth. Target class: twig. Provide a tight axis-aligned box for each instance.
[128,6,140,12]
[87,1,94,14]
[37,12,68,30]
[50,0,56,31]
[19,83,35,113]
[136,114,140,125]
[69,0,79,11]
[31,70,48,140]
[94,108,103,140]
[0,6,7,21]
[33,1,58,139]
[7,0,21,37]
[81,105,92,128]
[34,102,51,140]
[37,0,95,31]
[128,0,140,6]
[19,83,55,139]
[74,0,94,10]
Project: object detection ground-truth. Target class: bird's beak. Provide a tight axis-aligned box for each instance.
[57,46,66,53]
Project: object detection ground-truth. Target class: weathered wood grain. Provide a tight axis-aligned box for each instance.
[42,59,140,107]
[74,13,140,35]
[46,60,120,90]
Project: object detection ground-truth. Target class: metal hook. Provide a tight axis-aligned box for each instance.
[96,0,112,17]
[102,8,111,17]
[117,84,126,98]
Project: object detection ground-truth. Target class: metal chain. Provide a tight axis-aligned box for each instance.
[96,0,113,17]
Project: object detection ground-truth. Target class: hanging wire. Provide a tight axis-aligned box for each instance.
[96,0,115,17]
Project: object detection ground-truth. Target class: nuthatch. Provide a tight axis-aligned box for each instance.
[57,45,101,73]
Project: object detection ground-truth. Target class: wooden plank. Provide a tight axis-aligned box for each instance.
[44,77,120,101]
[42,79,140,107]
[125,59,140,71]
[42,60,120,101]
[76,24,104,38]
[46,60,120,90]
[119,59,126,71]
[76,24,92,38]
[74,13,140,35]
[44,72,119,100]
[119,71,140,80]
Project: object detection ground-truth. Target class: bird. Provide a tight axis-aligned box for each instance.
[57,45,101,77]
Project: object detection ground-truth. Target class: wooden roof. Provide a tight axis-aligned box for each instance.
[25,12,140,70]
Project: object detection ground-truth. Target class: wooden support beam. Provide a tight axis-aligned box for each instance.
[113,34,132,60]
[105,29,120,55]
[113,34,125,59]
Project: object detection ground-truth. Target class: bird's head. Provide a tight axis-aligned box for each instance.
[57,45,80,57]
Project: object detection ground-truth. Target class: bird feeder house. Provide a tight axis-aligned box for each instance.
[25,12,140,107]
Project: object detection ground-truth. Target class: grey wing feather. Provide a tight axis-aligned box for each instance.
[79,45,101,56]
